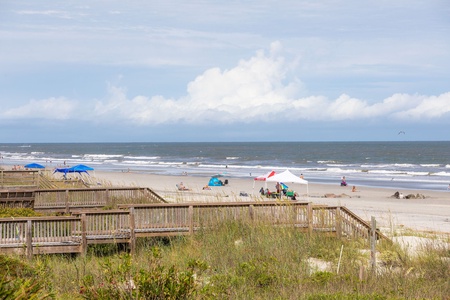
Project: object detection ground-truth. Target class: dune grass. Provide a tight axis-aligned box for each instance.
[2,217,448,299]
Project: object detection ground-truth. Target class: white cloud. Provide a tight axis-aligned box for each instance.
[90,45,450,125]
[3,44,450,126]
[394,93,450,119]
[1,97,76,120]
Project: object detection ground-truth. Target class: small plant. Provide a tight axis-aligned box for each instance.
[309,271,335,285]
[80,248,201,299]
[0,255,54,299]
[238,258,277,288]
[0,207,42,218]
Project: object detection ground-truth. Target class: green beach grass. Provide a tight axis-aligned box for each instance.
[1,218,448,299]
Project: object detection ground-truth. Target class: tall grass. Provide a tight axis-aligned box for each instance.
[2,219,449,299]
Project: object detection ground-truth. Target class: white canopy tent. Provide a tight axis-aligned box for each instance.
[252,170,276,194]
[266,169,309,198]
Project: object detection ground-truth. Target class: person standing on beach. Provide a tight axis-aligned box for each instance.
[341,176,347,186]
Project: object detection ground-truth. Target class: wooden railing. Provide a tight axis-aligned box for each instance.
[0,201,390,258]
[0,190,35,208]
[0,187,167,211]
[34,187,167,212]
[0,216,81,257]
[0,170,40,189]
[37,173,58,189]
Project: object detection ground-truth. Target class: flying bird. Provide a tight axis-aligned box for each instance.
[398,131,405,135]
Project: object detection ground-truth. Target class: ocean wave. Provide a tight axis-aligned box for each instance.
[121,160,154,165]
[104,160,119,163]
[433,171,450,177]
[9,155,34,160]
[421,164,441,167]
[361,164,393,168]
[393,163,416,168]
[317,160,339,164]
[326,167,361,174]
[368,170,407,175]
[83,154,123,160]
[326,164,350,167]
[226,157,240,160]
[158,162,185,166]
[124,155,160,160]
[199,164,228,169]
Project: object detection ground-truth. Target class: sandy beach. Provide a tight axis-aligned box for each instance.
[92,170,450,235]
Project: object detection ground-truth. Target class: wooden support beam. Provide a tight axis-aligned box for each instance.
[129,207,136,255]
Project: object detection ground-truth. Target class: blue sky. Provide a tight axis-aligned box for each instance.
[1,0,449,142]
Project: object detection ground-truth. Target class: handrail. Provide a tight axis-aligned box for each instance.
[0,170,40,189]
[338,206,391,242]
[0,186,167,211]
[34,187,167,212]
[0,201,391,257]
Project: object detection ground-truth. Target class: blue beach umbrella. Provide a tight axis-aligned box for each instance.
[53,164,94,176]
[71,164,94,172]
[280,182,289,190]
[24,163,45,169]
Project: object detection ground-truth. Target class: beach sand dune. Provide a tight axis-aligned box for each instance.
[93,171,450,234]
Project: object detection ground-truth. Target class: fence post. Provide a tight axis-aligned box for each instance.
[65,189,70,214]
[249,205,254,221]
[370,216,377,272]
[129,207,136,255]
[106,189,110,206]
[26,220,33,260]
[307,203,313,234]
[335,207,342,238]
[81,213,87,256]
[188,205,194,235]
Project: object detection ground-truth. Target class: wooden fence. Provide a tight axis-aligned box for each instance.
[0,190,35,208]
[0,170,40,189]
[0,201,389,258]
[34,187,166,212]
[0,187,166,212]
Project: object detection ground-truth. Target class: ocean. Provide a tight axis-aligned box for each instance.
[1,141,449,191]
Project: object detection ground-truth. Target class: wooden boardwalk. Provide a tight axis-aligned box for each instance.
[1,187,167,212]
[0,190,35,208]
[0,201,389,258]
[0,170,40,189]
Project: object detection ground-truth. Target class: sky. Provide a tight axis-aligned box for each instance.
[1,0,449,143]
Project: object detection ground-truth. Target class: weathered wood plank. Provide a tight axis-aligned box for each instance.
[0,201,390,257]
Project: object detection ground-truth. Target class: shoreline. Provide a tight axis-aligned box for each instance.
[92,170,450,234]
[2,158,450,192]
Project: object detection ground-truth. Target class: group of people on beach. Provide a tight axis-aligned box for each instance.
[11,165,25,170]
[259,183,298,200]
[341,176,358,192]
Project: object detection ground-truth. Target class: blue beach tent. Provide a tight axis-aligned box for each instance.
[54,164,94,175]
[208,176,224,186]
[72,164,94,172]
[24,163,45,169]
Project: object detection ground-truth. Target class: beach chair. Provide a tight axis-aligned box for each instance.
[176,183,190,191]
[285,190,297,200]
